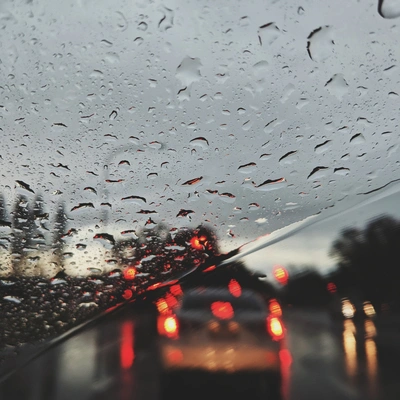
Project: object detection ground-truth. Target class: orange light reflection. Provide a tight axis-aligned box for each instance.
[365,319,378,398]
[120,321,135,370]
[343,319,357,380]
[279,348,292,400]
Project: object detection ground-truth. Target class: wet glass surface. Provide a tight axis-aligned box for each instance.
[1,0,400,399]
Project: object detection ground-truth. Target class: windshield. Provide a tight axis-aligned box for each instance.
[1,1,400,399]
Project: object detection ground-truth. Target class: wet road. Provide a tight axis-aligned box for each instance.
[1,304,399,400]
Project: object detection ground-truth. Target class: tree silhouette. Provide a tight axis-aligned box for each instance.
[330,215,400,308]
[0,193,10,251]
[282,268,331,307]
[31,194,49,251]
[11,195,35,275]
[52,201,67,267]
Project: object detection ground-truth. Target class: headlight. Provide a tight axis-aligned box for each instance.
[342,299,355,318]
[363,301,376,317]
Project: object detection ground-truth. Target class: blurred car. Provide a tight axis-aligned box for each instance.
[157,287,285,397]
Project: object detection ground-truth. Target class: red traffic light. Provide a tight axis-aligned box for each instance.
[273,265,289,285]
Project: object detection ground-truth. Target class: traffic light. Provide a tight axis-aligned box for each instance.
[273,265,289,285]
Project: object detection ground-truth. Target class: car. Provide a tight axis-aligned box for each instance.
[157,287,285,398]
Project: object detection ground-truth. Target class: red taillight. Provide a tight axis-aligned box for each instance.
[170,284,183,297]
[156,298,170,315]
[157,315,179,339]
[269,299,282,316]
[123,267,136,280]
[228,279,242,297]
[267,315,285,341]
[211,301,234,320]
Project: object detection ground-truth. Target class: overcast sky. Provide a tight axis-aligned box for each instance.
[0,0,399,275]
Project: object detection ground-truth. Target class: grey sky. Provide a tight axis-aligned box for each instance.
[0,0,399,263]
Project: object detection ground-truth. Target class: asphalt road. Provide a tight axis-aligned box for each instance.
[1,304,399,400]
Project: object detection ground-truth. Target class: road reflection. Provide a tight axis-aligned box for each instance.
[343,319,357,380]
[342,318,379,399]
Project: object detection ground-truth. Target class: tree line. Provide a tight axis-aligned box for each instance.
[0,193,67,276]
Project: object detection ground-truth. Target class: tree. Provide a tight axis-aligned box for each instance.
[11,195,34,275]
[330,216,400,308]
[31,194,49,251]
[52,201,67,268]
[0,193,10,251]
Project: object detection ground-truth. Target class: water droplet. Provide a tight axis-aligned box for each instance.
[71,203,95,212]
[176,57,202,87]
[3,296,22,304]
[307,166,328,180]
[307,26,335,62]
[148,141,162,150]
[378,0,400,18]
[84,187,97,195]
[242,120,252,131]
[15,180,35,194]
[279,151,297,164]
[254,178,287,191]
[298,6,305,15]
[138,21,148,31]
[121,195,146,204]
[109,110,118,120]
[101,39,113,47]
[219,193,236,203]
[258,23,281,46]
[158,6,174,31]
[280,83,296,103]
[238,162,257,173]
[325,74,349,100]
[387,144,398,157]
[118,160,130,167]
[182,177,203,186]
[137,209,157,214]
[190,137,209,149]
[334,167,350,176]
[252,60,269,76]
[134,37,144,46]
[176,209,194,217]
[314,140,332,154]
[350,133,366,145]
[104,52,120,64]
[93,233,115,248]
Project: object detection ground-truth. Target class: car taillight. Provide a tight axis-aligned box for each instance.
[269,299,282,316]
[267,315,285,341]
[211,301,234,319]
[157,315,179,339]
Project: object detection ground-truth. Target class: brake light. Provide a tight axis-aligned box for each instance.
[211,301,234,320]
[269,299,282,316]
[228,279,242,297]
[170,284,183,297]
[267,316,285,341]
[156,298,169,315]
[157,315,179,339]
[123,267,136,280]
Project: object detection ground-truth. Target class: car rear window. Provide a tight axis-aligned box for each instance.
[181,292,265,312]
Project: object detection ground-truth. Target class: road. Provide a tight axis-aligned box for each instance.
[0,304,399,400]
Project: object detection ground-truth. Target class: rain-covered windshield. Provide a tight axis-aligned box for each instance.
[1,1,400,398]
